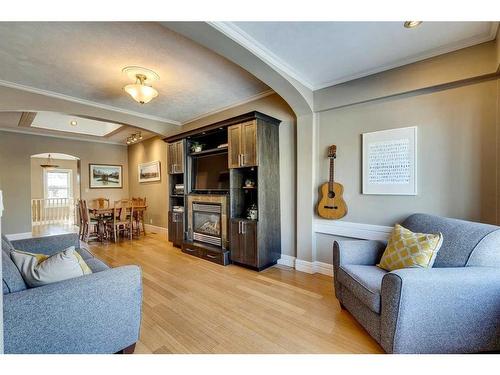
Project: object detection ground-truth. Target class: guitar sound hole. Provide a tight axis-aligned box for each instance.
[328,191,335,198]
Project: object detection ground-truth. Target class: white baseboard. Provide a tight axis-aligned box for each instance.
[277,254,296,268]
[144,224,168,237]
[295,259,333,276]
[314,219,392,241]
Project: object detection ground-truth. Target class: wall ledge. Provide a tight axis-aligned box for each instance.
[314,219,392,241]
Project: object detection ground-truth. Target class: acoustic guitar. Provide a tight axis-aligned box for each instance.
[317,145,347,219]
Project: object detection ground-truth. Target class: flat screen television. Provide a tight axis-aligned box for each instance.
[193,153,230,191]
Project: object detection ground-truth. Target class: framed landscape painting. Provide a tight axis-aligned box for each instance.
[138,160,161,183]
[89,164,123,189]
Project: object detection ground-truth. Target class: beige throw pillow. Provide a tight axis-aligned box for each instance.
[10,246,92,288]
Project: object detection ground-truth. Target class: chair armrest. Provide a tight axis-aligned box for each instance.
[333,240,386,267]
[3,265,142,353]
[10,233,80,255]
[381,267,500,353]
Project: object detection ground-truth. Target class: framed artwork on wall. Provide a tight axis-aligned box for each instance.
[362,126,417,195]
[89,164,123,189]
[138,160,161,183]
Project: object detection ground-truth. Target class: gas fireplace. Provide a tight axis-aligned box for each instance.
[192,203,222,246]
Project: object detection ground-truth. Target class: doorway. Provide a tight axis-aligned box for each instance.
[30,153,81,235]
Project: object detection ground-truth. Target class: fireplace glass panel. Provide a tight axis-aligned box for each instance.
[193,212,221,237]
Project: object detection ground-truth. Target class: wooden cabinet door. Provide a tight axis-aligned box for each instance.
[175,141,184,174]
[229,219,243,263]
[174,212,184,247]
[168,211,174,242]
[241,221,257,267]
[241,121,257,167]
[167,143,177,174]
[228,124,242,169]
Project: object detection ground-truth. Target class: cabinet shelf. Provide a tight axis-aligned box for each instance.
[189,146,228,157]
[242,186,257,189]
[170,194,185,198]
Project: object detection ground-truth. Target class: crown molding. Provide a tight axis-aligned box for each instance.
[0,127,127,146]
[209,22,500,92]
[182,89,275,125]
[207,22,316,91]
[0,79,182,126]
[314,23,500,90]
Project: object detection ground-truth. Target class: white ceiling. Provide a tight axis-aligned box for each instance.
[226,21,498,90]
[0,22,270,124]
[32,112,122,137]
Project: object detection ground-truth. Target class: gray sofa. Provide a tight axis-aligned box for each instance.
[333,213,500,354]
[1,232,142,354]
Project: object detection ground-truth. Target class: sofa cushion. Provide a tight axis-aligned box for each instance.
[402,214,500,267]
[2,249,28,294]
[337,265,387,314]
[10,247,92,288]
[76,247,94,261]
[84,257,110,273]
[378,224,443,271]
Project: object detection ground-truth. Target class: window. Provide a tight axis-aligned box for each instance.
[44,170,72,199]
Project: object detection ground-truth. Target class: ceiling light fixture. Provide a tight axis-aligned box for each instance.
[404,21,423,29]
[40,154,59,169]
[122,66,160,104]
[70,120,78,126]
[126,132,143,145]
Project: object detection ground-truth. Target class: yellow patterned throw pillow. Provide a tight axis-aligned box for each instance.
[377,224,443,271]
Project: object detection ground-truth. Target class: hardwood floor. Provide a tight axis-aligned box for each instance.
[89,233,383,354]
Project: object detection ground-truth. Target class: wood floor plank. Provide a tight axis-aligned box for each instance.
[89,233,383,354]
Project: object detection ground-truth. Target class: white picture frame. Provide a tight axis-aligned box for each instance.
[138,160,161,183]
[362,126,417,195]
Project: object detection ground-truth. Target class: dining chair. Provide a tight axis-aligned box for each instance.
[131,197,147,236]
[81,200,100,242]
[107,204,133,242]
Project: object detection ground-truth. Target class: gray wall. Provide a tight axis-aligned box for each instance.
[314,78,500,264]
[0,131,129,234]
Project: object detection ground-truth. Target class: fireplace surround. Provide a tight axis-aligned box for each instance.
[187,194,228,249]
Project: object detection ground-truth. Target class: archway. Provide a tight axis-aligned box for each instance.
[30,152,81,235]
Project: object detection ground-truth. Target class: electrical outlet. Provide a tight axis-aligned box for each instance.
[150,219,153,224]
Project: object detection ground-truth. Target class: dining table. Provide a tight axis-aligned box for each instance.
[87,204,148,240]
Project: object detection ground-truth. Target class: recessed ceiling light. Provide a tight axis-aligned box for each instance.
[70,120,78,126]
[404,21,423,29]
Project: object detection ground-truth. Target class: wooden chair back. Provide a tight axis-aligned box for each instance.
[131,197,146,206]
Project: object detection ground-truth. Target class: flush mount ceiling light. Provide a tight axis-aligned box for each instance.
[70,120,78,126]
[40,154,59,169]
[122,66,160,104]
[126,132,143,145]
[404,21,423,29]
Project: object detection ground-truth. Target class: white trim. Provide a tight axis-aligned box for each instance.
[183,90,275,124]
[211,22,499,91]
[5,232,33,241]
[294,259,333,276]
[0,127,127,146]
[314,219,392,241]
[144,224,168,237]
[209,22,315,91]
[277,254,296,268]
[0,79,182,126]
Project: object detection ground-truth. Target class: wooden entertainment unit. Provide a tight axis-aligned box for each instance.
[164,111,281,271]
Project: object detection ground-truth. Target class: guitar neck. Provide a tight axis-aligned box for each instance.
[329,157,335,191]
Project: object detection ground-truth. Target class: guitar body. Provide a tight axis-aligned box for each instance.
[317,181,348,219]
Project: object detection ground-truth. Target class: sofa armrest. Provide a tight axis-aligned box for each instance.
[381,267,500,353]
[333,240,386,267]
[10,233,80,255]
[3,265,142,353]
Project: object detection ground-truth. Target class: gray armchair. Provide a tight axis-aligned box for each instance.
[2,233,142,354]
[333,213,500,353]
